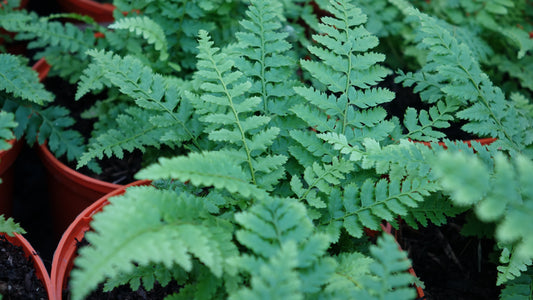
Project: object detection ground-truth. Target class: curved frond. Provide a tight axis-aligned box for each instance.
[70,186,238,300]
[110,16,169,61]
[0,54,53,105]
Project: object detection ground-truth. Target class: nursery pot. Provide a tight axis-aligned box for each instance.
[0,138,23,217]
[36,142,123,240]
[51,180,150,300]
[55,0,115,23]
[32,57,123,239]
[2,232,53,299]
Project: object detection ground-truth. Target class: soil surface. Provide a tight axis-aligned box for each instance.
[398,213,502,300]
[0,235,48,300]
[42,74,143,185]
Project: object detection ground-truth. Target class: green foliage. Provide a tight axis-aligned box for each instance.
[0,111,17,151]
[112,0,245,73]
[70,186,238,300]
[499,268,533,300]
[324,234,416,299]
[0,215,26,236]
[58,0,533,298]
[293,0,395,148]
[394,5,533,152]
[0,54,84,161]
[433,151,533,284]
[75,49,198,168]
[0,54,53,105]
[68,1,426,299]
[109,16,169,61]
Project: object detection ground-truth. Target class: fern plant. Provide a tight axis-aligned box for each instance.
[387,2,533,155]
[0,53,84,161]
[67,1,422,299]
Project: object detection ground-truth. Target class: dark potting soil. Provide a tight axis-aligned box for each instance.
[0,235,48,300]
[42,76,143,185]
[62,237,180,300]
[399,213,502,300]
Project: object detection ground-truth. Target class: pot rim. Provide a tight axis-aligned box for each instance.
[51,179,150,300]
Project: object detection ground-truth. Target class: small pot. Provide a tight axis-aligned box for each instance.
[55,0,115,23]
[51,180,150,300]
[2,232,53,299]
[36,142,123,239]
[32,57,123,239]
[0,139,23,216]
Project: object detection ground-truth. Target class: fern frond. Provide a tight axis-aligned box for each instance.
[70,186,238,300]
[37,106,85,161]
[190,30,286,190]
[401,193,467,229]
[19,18,97,55]
[77,107,177,168]
[497,245,533,286]
[324,252,374,298]
[402,101,456,142]
[293,0,394,150]
[232,196,335,297]
[396,6,532,151]
[499,267,533,299]
[75,50,199,167]
[0,215,26,236]
[229,242,304,300]
[3,101,84,161]
[109,16,169,61]
[324,234,416,299]
[291,157,355,209]
[0,54,53,105]
[136,151,269,200]
[361,233,416,299]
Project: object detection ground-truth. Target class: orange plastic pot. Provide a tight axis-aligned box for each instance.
[32,57,51,81]
[36,143,123,239]
[2,232,53,299]
[56,0,115,23]
[51,180,150,300]
[0,138,23,217]
[414,137,497,148]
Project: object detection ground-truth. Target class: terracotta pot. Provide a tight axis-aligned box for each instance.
[51,180,150,300]
[2,232,53,299]
[55,0,115,23]
[0,138,23,217]
[36,143,123,239]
